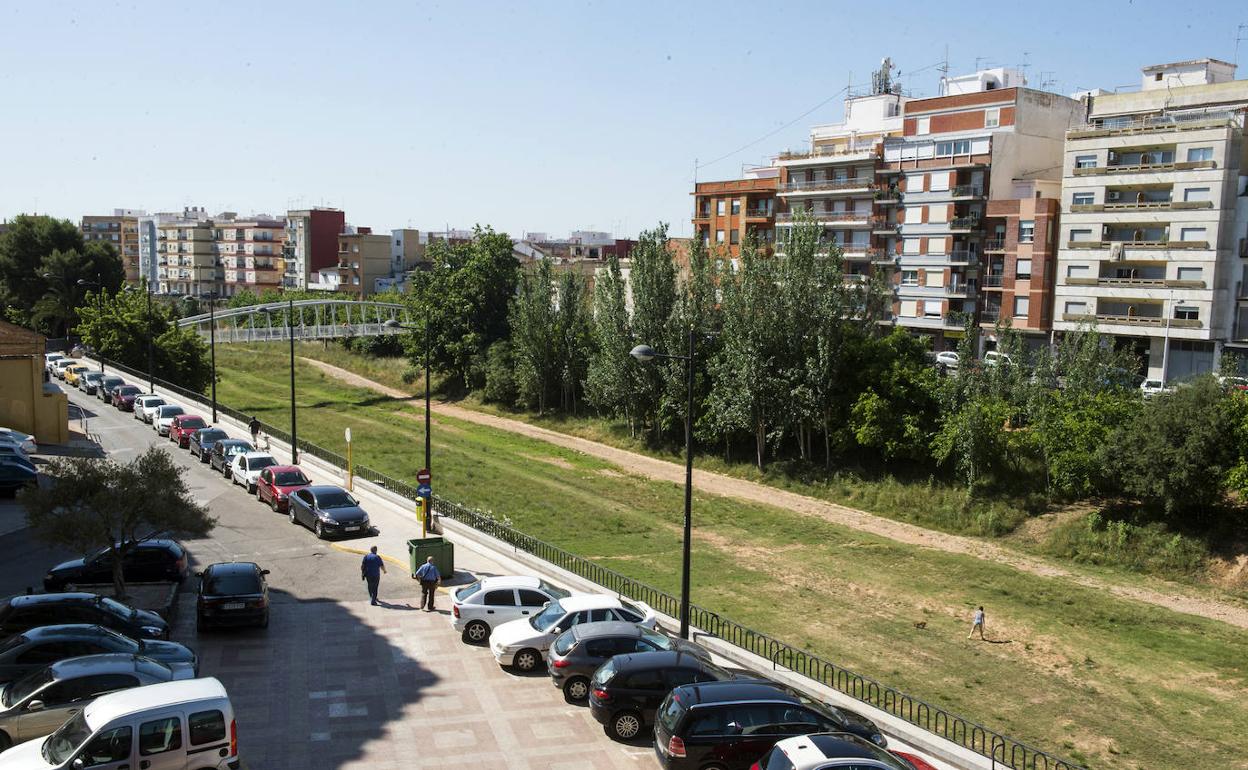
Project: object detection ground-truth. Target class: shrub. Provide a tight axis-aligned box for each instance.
[1041,512,1208,577]
[483,341,518,406]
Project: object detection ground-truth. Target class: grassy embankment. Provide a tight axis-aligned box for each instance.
[214,343,1248,770]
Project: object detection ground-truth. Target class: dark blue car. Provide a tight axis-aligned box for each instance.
[287,485,371,539]
[189,427,229,462]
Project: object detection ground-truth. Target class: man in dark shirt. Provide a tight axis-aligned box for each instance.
[248,415,261,444]
[361,546,386,606]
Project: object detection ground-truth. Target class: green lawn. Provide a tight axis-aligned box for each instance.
[214,344,1248,770]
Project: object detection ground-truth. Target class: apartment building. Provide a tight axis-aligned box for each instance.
[318,228,392,297]
[138,211,196,289]
[82,210,143,284]
[1053,58,1248,381]
[878,68,1080,347]
[692,168,778,257]
[980,180,1062,338]
[284,208,346,289]
[218,217,285,293]
[157,217,218,297]
[156,210,287,297]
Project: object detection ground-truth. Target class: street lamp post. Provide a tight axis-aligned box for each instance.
[74,277,104,373]
[630,327,697,640]
[288,297,298,465]
[384,310,433,474]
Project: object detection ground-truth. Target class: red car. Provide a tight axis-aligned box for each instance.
[169,414,209,448]
[111,384,143,410]
[892,751,940,770]
[255,465,312,512]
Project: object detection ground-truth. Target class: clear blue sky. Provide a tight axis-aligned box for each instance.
[1,0,1244,239]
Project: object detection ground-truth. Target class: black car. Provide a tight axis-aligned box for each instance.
[209,439,253,475]
[189,428,229,462]
[0,593,168,641]
[549,621,710,703]
[96,375,125,402]
[653,680,886,770]
[196,562,270,631]
[43,539,190,592]
[0,625,196,684]
[287,485,370,539]
[589,650,735,741]
[79,371,104,395]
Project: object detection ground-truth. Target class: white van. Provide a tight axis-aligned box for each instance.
[0,677,238,769]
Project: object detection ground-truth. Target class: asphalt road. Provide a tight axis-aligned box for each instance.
[12,387,419,604]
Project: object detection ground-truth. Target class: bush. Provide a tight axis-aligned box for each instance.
[483,341,518,406]
[401,366,420,385]
[342,334,405,358]
[1041,512,1208,577]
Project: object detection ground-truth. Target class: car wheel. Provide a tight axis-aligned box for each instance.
[0,729,11,751]
[608,710,643,741]
[289,507,297,525]
[247,482,256,494]
[512,648,541,672]
[272,495,281,513]
[314,520,326,539]
[260,611,270,629]
[563,676,590,703]
[462,620,490,644]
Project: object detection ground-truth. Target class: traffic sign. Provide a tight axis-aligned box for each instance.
[416,483,432,499]
[344,427,352,443]
[416,468,431,485]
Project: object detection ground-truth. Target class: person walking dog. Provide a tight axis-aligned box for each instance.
[968,606,986,640]
[415,556,441,612]
[361,546,386,606]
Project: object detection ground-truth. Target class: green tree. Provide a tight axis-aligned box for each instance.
[20,447,214,599]
[554,268,593,413]
[850,329,942,462]
[509,259,559,413]
[628,225,679,442]
[585,254,637,431]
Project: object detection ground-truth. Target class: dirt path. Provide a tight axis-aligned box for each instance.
[302,356,1248,631]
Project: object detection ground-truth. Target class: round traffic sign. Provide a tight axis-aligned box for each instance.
[416,468,431,484]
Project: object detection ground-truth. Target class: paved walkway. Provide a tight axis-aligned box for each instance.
[302,357,1248,631]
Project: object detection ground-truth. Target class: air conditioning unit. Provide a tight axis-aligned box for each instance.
[1107,191,1122,202]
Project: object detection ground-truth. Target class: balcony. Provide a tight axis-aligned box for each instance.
[1070,200,1213,213]
[950,185,984,198]
[1062,312,1203,329]
[1067,111,1243,140]
[1065,239,1210,251]
[870,217,900,234]
[775,142,880,162]
[983,239,1006,252]
[980,307,1001,324]
[692,210,710,221]
[867,248,896,265]
[1072,159,1215,177]
[775,211,871,224]
[780,177,875,195]
[982,274,1005,288]
[744,207,772,219]
[1064,276,1207,289]
[948,249,979,266]
[949,217,981,231]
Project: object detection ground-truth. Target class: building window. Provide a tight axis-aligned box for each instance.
[984,108,1000,128]
[1069,228,1093,242]
[1075,154,1097,169]
[716,200,725,216]
[1018,220,1035,243]
[900,300,918,317]
[901,270,919,286]
[1064,301,1088,315]
[1174,306,1199,321]
[1071,192,1094,206]
[1180,227,1207,242]
[934,140,971,157]
[903,238,922,255]
[1186,147,1213,162]
[730,229,740,245]
[1015,259,1032,279]
[731,200,741,215]
[1183,187,1210,202]
[1013,296,1030,317]
[1066,265,1089,278]
[925,271,944,288]
[916,117,930,135]
[716,230,725,244]
[1177,267,1203,282]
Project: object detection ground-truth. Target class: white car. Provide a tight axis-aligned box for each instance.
[43,353,63,373]
[1139,378,1170,397]
[133,395,167,423]
[935,351,959,369]
[229,452,278,493]
[0,429,36,454]
[757,732,908,770]
[488,593,657,672]
[152,405,186,436]
[983,351,1014,367]
[452,576,572,644]
[50,359,78,380]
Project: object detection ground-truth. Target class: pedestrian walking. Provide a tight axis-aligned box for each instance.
[248,415,261,444]
[361,546,386,606]
[414,556,441,612]
[968,606,986,640]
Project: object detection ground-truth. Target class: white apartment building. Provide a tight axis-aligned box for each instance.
[1053,58,1248,381]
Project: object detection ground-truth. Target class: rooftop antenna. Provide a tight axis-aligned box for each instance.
[974,56,987,71]
[1235,23,1248,66]
[937,46,949,95]
[1019,51,1032,82]
[1039,70,1057,92]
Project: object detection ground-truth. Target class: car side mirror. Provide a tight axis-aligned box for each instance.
[72,759,85,770]
[727,721,743,734]
[26,699,43,712]
[261,569,271,575]
[194,571,203,578]
[552,627,562,635]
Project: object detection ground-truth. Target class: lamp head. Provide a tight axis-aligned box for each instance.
[630,344,657,363]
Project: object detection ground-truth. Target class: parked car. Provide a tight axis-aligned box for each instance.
[51,360,78,380]
[209,440,253,476]
[891,751,940,770]
[77,371,104,395]
[189,428,230,462]
[110,385,142,411]
[61,366,90,387]
[254,465,312,512]
[452,575,571,644]
[1216,373,1248,392]
[0,654,195,752]
[489,594,657,672]
[0,626,196,685]
[0,447,34,475]
[0,460,37,497]
[0,677,237,770]
[0,429,35,455]
[43,539,190,592]
[95,376,125,402]
[286,485,370,539]
[653,681,886,769]
[228,452,277,493]
[132,395,165,421]
[0,593,168,641]
[752,733,910,770]
[983,351,1013,368]
[152,405,186,436]
[168,414,208,447]
[589,650,737,741]
[1139,378,1169,397]
[43,353,64,373]
[935,351,959,369]
[195,562,270,631]
[548,621,710,702]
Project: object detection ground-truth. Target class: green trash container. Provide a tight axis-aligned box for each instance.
[408,537,454,580]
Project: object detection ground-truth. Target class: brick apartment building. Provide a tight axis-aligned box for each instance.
[692,171,778,258]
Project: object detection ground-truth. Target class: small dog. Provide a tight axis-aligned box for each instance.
[913,621,927,630]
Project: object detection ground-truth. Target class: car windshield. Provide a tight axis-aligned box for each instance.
[224,443,251,455]
[316,491,358,509]
[455,581,481,601]
[539,580,571,599]
[100,597,136,618]
[117,386,140,395]
[161,406,184,417]
[2,666,51,708]
[181,418,206,429]
[551,630,577,656]
[249,456,276,470]
[591,657,616,685]
[274,470,310,485]
[199,430,227,442]
[529,600,565,631]
[42,710,93,764]
[204,572,261,595]
[100,628,140,653]
[620,599,645,618]
[640,627,674,650]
